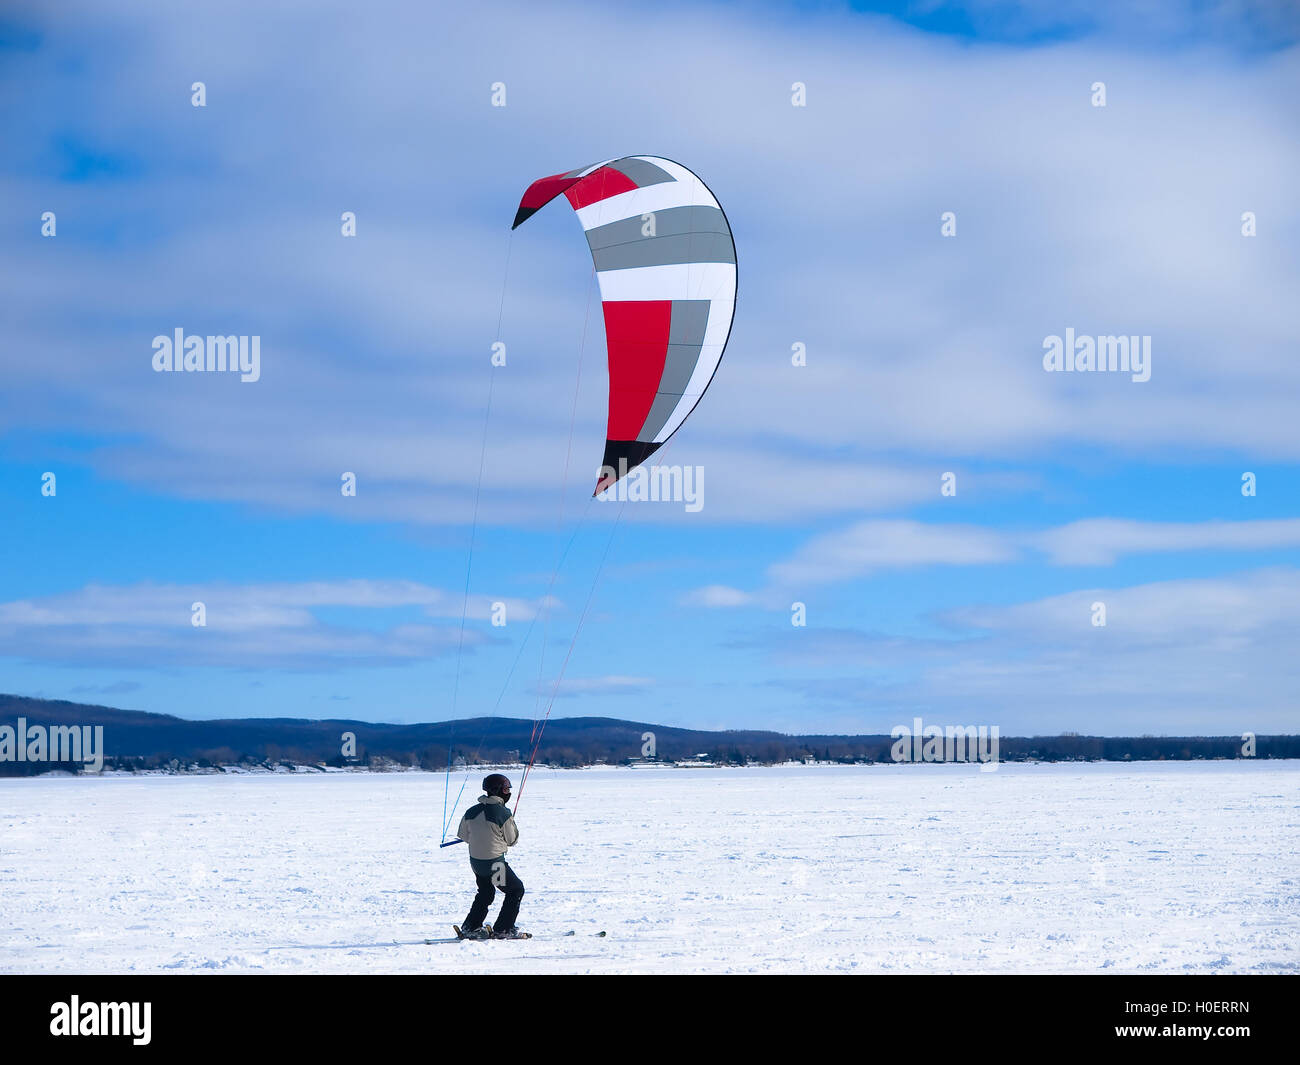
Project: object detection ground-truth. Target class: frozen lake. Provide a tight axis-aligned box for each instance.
[1,761,1296,973]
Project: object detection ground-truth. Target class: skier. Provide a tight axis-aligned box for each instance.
[455,773,528,940]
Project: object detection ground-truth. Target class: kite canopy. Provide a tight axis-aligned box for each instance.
[512,156,736,494]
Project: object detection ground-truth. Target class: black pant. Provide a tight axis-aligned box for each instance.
[464,860,524,932]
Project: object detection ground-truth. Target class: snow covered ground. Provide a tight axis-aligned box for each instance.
[1,761,1296,973]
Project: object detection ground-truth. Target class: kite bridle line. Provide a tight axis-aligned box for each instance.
[441,256,601,840]
[453,156,736,822]
[440,498,597,837]
[512,429,680,813]
[515,497,628,814]
[529,266,598,753]
[440,231,514,844]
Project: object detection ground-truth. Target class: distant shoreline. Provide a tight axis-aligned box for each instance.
[2,693,1296,777]
[7,758,1300,782]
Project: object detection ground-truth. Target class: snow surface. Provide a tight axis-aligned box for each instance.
[1,761,1296,974]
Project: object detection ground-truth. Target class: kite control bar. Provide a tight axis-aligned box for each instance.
[439,838,465,848]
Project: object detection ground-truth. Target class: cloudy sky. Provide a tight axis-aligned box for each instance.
[2,0,1297,735]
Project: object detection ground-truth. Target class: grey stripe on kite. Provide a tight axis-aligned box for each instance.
[606,157,676,189]
[591,231,736,272]
[584,206,730,251]
[636,300,711,442]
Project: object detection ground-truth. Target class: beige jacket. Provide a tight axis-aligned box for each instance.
[456,794,519,861]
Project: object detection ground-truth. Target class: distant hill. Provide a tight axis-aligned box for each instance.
[1,693,1295,775]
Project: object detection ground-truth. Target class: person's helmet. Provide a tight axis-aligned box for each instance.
[483,773,512,797]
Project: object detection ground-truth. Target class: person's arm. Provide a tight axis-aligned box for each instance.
[503,814,519,847]
[457,813,471,843]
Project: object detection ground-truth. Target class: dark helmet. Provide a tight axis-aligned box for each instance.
[483,773,512,797]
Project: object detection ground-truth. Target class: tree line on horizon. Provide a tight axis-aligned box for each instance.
[3,731,1296,777]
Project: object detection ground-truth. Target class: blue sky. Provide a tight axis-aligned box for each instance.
[2,0,1297,735]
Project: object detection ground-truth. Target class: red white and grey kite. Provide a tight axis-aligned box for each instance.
[512,156,737,494]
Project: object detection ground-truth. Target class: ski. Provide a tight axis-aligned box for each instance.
[429,927,596,942]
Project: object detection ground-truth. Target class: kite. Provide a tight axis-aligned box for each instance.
[512,156,736,494]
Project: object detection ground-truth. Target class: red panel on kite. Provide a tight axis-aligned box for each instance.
[518,172,580,210]
[564,167,638,210]
[602,301,672,441]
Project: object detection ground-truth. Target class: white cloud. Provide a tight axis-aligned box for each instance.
[1033,517,1300,566]
[767,519,1018,587]
[757,568,1300,733]
[944,568,1300,643]
[0,580,553,669]
[2,0,1296,527]
[727,517,1300,592]
[680,584,754,608]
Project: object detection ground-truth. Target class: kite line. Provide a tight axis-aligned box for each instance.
[442,156,736,833]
